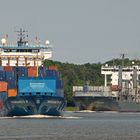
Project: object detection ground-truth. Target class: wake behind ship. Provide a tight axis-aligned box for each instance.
[0,29,65,117]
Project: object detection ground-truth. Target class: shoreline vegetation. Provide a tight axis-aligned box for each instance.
[43,58,140,106]
[64,107,79,111]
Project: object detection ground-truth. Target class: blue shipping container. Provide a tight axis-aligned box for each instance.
[18,78,56,93]
[0,71,6,81]
[46,70,59,77]
[6,71,16,80]
[56,80,63,89]
[13,67,18,73]
[0,66,3,71]
[0,92,7,100]
[38,67,47,77]
[18,67,28,77]
[7,79,17,89]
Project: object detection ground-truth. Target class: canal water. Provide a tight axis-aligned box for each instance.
[0,111,140,140]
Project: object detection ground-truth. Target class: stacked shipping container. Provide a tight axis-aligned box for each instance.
[8,89,17,97]
[28,67,38,77]
[0,65,63,97]
[4,66,13,71]
[0,71,6,81]
[17,67,28,77]
[0,82,7,92]
[48,65,58,70]
[5,68,17,97]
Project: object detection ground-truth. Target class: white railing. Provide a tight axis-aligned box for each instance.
[73,91,111,97]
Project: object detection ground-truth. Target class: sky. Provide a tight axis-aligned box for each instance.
[0,0,140,64]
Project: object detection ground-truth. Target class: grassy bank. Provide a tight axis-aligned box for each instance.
[65,106,79,111]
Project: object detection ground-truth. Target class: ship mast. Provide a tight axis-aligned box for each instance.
[120,53,126,67]
[16,28,28,46]
[118,53,126,101]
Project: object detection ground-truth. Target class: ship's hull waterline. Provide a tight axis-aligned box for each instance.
[74,96,140,112]
[0,95,65,117]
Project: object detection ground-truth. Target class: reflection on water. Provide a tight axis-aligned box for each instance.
[0,112,140,140]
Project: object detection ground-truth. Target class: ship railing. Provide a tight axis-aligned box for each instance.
[101,65,140,70]
[0,44,52,49]
[73,91,111,97]
[73,86,111,92]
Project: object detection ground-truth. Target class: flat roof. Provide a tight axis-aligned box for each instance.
[0,45,51,50]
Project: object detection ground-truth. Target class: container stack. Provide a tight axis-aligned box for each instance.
[0,65,63,98]
[56,79,64,97]
[0,71,6,81]
[18,67,28,77]
[4,66,13,71]
[0,82,7,92]
[28,66,38,77]
[5,68,17,97]
[38,67,47,77]
[48,65,58,70]
[8,89,17,97]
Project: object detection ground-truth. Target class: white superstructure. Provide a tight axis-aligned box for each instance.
[0,29,52,66]
[0,45,52,66]
[101,65,140,89]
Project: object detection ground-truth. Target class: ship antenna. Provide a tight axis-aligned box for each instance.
[120,53,126,67]
[16,28,28,46]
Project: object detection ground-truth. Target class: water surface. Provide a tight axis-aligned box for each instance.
[0,111,140,140]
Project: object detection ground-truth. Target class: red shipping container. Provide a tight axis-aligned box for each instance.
[111,85,119,91]
[48,65,58,70]
[4,66,13,71]
[0,82,8,92]
[8,89,17,97]
[28,66,38,77]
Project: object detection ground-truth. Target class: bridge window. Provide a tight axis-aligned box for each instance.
[32,49,39,53]
[4,49,10,52]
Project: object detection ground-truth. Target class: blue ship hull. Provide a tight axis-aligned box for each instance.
[0,95,65,117]
[0,67,66,117]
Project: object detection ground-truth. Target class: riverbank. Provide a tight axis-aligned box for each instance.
[64,106,79,111]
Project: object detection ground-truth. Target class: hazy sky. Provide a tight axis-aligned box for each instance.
[0,0,140,64]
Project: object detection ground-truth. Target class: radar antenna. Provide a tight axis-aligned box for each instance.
[16,28,28,46]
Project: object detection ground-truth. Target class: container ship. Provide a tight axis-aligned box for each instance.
[0,29,65,117]
[73,64,140,112]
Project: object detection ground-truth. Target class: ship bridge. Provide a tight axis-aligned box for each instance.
[0,44,52,66]
[0,29,52,66]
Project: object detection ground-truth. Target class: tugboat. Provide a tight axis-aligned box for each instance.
[0,29,65,116]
